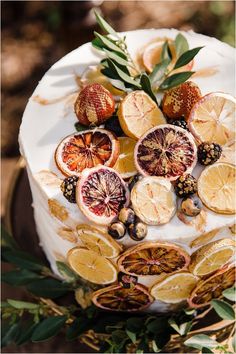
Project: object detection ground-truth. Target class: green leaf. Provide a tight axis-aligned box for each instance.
[161,41,171,61]
[126,317,144,333]
[103,48,129,67]
[7,299,39,310]
[1,322,20,348]
[66,317,91,341]
[202,348,214,353]
[111,330,127,345]
[27,278,71,299]
[168,318,193,336]
[31,316,67,342]
[151,340,160,353]
[94,10,118,38]
[146,317,168,333]
[140,73,157,103]
[107,59,141,89]
[159,71,194,90]
[223,286,235,301]
[211,299,235,320]
[184,334,218,350]
[2,249,46,271]
[174,46,203,69]
[56,261,78,282]
[126,329,136,344]
[94,32,124,55]
[2,269,42,286]
[154,332,171,350]
[232,333,236,353]
[74,122,90,132]
[1,226,18,249]
[16,321,38,345]
[174,33,189,57]
[184,308,196,316]
[149,59,170,85]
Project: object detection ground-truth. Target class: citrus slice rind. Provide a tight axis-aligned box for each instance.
[117,242,190,276]
[131,176,176,225]
[92,283,154,312]
[189,239,236,276]
[113,137,137,179]
[219,139,236,165]
[118,90,166,140]
[150,272,199,303]
[76,166,130,225]
[197,162,236,215]
[134,124,197,180]
[67,247,117,285]
[188,92,236,145]
[188,264,235,308]
[76,224,123,258]
[55,129,120,176]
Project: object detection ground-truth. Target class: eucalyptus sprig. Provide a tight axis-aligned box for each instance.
[92,11,203,102]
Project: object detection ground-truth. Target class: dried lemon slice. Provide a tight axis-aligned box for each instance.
[118,90,166,140]
[92,283,154,311]
[190,229,220,248]
[188,264,235,308]
[198,162,236,214]
[118,242,190,276]
[188,92,236,144]
[189,239,236,276]
[76,224,122,258]
[131,176,176,225]
[113,137,137,179]
[67,247,117,285]
[150,272,199,303]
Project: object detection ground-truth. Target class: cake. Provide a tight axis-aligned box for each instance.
[19,25,235,313]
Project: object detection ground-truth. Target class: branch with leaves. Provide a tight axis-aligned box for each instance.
[92,11,203,102]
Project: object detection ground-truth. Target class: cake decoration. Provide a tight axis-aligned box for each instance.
[60,176,79,203]
[174,174,197,197]
[180,195,202,217]
[113,137,137,178]
[197,142,222,165]
[127,219,147,241]
[48,199,69,222]
[57,226,78,243]
[118,272,138,289]
[108,221,126,240]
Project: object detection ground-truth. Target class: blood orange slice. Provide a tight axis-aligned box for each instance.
[55,129,119,176]
[92,283,154,311]
[134,124,197,180]
[118,242,190,276]
[76,166,130,225]
[188,264,235,308]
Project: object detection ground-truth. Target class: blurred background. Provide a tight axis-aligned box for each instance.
[1,0,235,217]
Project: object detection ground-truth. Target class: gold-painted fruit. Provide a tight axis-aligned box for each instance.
[113,137,137,179]
[118,242,190,276]
[74,83,115,126]
[55,129,119,176]
[134,124,197,180]
[67,247,117,284]
[189,238,235,276]
[92,283,154,311]
[118,90,166,140]
[188,92,236,145]
[76,166,130,225]
[197,162,236,215]
[188,264,235,308]
[150,272,199,303]
[76,224,122,258]
[131,176,176,225]
[162,81,201,119]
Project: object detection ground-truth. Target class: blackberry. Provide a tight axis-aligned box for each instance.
[170,118,189,131]
[60,176,78,203]
[198,142,222,165]
[175,174,197,197]
[104,114,124,136]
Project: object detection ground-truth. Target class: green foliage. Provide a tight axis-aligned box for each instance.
[27,278,71,299]
[173,47,203,69]
[184,334,218,350]
[74,122,90,132]
[223,285,235,301]
[174,33,189,57]
[2,269,43,285]
[159,71,194,90]
[31,316,67,342]
[211,299,235,320]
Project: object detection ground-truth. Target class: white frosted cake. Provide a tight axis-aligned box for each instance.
[19,28,235,313]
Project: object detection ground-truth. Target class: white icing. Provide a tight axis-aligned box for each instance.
[19,29,235,312]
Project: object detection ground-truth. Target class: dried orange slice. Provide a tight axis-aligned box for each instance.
[92,283,154,311]
[188,264,235,308]
[76,224,122,258]
[67,247,117,284]
[55,129,119,176]
[118,242,190,276]
[190,229,220,248]
[134,124,197,180]
[219,139,236,165]
[189,239,235,276]
[188,92,236,144]
[76,166,130,225]
[113,137,137,179]
[150,272,199,303]
[197,162,236,215]
[131,176,176,225]
[118,91,166,140]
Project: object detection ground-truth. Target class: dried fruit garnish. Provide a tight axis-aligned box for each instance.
[92,283,154,311]
[48,199,68,221]
[134,124,197,180]
[76,166,130,225]
[188,264,235,308]
[55,129,119,176]
[118,242,190,276]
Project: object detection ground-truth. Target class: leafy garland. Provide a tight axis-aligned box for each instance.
[1,226,235,353]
